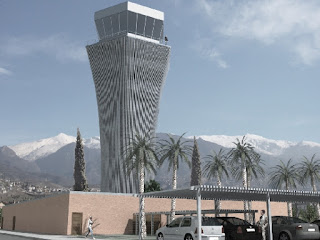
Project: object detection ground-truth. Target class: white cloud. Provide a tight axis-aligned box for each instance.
[0,67,12,76]
[191,37,228,69]
[1,34,87,63]
[197,0,320,65]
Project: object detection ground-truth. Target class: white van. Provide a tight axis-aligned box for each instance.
[156,216,225,240]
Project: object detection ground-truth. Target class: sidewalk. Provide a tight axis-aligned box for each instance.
[0,230,155,240]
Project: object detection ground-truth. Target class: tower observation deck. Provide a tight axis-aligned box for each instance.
[94,1,164,44]
[86,2,170,193]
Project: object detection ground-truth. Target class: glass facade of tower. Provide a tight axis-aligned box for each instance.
[95,11,164,41]
[87,2,170,193]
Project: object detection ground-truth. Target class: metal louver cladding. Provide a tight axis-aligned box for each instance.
[86,36,170,193]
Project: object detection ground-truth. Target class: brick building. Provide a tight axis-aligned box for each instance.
[1,191,288,235]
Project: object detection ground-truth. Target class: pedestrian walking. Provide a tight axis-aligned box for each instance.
[85,216,95,239]
[258,210,268,240]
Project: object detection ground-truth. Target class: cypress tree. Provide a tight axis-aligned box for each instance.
[190,137,201,186]
[73,128,88,191]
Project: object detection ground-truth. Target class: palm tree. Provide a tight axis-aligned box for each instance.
[228,136,260,221]
[269,159,299,217]
[203,148,229,215]
[125,133,159,239]
[159,133,192,222]
[298,154,320,218]
[232,155,264,223]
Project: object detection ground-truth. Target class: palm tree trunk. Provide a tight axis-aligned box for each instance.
[247,177,253,224]
[286,180,292,217]
[242,165,249,221]
[311,175,320,218]
[139,157,146,238]
[287,202,293,217]
[170,158,177,222]
[215,174,221,217]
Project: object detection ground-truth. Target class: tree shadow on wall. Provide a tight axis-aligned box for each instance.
[125,219,134,235]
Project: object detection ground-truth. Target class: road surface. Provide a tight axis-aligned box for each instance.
[0,234,34,240]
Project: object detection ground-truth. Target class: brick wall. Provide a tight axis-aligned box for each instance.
[67,192,288,235]
[2,193,69,234]
[2,192,288,235]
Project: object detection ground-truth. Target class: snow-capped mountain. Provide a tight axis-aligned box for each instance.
[195,134,320,157]
[7,133,320,164]
[9,133,100,161]
[83,136,100,149]
[4,133,320,188]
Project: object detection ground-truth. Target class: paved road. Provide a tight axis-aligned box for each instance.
[0,232,155,240]
[0,234,34,240]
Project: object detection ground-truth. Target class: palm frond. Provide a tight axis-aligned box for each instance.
[269,159,299,190]
[203,148,229,182]
[123,132,159,183]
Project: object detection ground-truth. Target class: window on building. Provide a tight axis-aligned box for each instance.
[95,19,105,39]
[119,11,127,32]
[136,14,146,36]
[103,16,112,37]
[111,13,119,35]
[128,11,137,33]
[153,19,163,40]
[144,16,154,38]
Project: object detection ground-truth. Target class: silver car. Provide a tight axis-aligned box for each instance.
[271,216,320,240]
[156,216,225,240]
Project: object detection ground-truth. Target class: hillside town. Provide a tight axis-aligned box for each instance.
[0,176,68,204]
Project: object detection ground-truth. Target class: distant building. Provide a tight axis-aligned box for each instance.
[86,2,170,193]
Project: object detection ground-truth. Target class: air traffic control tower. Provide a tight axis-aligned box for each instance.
[86,2,170,193]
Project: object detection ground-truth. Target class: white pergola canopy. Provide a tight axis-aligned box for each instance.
[139,185,320,240]
[142,185,320,203]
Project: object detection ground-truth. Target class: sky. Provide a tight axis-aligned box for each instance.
[1,0,320,146]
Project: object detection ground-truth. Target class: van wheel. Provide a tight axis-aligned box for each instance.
[157,232,164,240]
[185,234,194,240]
[279,232,290,240]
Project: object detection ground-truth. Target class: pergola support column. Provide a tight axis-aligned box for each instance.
[197,188,202,240]
[139,195,143,240]
[267,193,273,240]
[135,214,138,235]
[151,214,154,236]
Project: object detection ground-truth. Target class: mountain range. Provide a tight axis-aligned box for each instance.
[1,133,320,189]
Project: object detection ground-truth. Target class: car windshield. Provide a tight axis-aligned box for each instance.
[202,217,221,226]
[168,218,183,227]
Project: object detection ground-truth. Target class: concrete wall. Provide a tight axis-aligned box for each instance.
[2,192,288,235]
[2,193,69,234]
